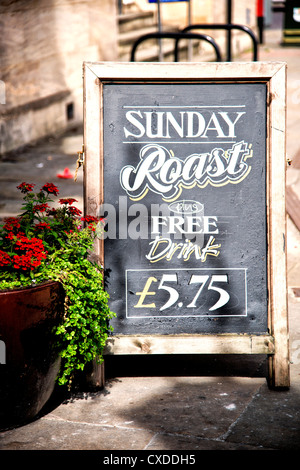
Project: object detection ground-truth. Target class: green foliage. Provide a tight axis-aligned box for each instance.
[0,182,115,388]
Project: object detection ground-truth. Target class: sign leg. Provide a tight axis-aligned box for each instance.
[267,347,290,390]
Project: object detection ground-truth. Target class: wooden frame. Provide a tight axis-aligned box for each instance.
[83,62,289,389]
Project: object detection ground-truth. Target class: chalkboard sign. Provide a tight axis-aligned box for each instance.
[83,62,289,389]
[103,82,267,335]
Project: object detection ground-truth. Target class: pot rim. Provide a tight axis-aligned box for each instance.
[0,280,61,295]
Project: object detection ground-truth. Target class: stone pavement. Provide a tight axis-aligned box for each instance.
[0,26,300,452]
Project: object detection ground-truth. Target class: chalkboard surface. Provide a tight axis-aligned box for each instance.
[103,83,267,335]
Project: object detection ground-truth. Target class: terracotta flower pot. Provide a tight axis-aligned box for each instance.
[0,281,64,429]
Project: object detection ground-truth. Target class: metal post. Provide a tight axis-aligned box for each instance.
[257,0,264,44]
[227,0,232,61]
[118,0,122,15]
[188,0,192,61]
[157,0,164,61]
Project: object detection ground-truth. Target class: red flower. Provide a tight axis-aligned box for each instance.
[33,203,49,213]
[3,217,21,231]
[17,182,35,193]
[5,232,15,240]
[12,252,46,271]
[35,222,51,230]
[59,198,78,205]
[81,215,98,224]
[12,235,47,270]
[67,206,82,216]
[0,250,11,266]
[41,183,59,196]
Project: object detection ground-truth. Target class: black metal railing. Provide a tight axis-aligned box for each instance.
[130,31,222,62]
[179,24,258,61]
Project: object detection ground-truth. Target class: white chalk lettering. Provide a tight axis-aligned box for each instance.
[123,110,245,139]
[120,141,252,201]
[151,215,219,235]
[146,235,221,263]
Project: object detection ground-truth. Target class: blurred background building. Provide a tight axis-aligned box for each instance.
[0,0,284,156]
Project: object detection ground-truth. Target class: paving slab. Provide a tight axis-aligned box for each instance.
[0,376,268,450]
[226,382,300,451]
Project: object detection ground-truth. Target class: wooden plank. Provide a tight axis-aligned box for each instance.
[83,64,104,386]
[84,61,286,81]
[104,334,275,356]
[267,62,290,389]
[83,64,103,265]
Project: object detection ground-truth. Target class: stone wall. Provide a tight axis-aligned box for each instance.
[0,0,118,155]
